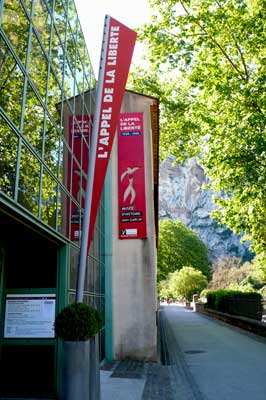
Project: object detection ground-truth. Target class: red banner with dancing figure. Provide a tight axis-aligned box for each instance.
[68,115,91,241]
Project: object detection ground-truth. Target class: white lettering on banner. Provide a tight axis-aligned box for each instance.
[106,70,115,83]
[97,24,120,159]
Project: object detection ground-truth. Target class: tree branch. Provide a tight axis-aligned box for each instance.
[179,0,246,80]
[215,0,249,81]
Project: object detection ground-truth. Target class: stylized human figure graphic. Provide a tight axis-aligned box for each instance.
[74,170,86,204]
[121,166,140,205]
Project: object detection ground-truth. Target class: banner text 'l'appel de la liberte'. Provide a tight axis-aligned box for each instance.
[87,17,137,249]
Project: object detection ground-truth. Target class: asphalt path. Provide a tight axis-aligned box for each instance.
[160,304,266,400]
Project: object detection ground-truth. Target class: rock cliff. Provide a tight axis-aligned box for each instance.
[159,157,253,261]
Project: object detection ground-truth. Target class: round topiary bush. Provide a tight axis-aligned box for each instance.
[54,303,103,341]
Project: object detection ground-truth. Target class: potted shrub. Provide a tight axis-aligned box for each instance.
[54,302,103,400]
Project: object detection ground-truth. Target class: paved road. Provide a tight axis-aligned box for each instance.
[160,304,266,400]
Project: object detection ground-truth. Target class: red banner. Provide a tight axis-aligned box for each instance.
[68,116,91,241]
[118,112,147,239]
[87,16,137,249]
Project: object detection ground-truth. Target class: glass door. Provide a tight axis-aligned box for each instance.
[0,246,4,337]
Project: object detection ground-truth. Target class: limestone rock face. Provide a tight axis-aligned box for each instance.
[159,157,252,261]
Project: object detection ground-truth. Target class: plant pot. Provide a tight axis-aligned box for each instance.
[59,340,90,400]
[89,334,100,400]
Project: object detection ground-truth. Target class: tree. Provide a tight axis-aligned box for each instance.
[208,256,266,291]
[158,219,210,281]
[166,266,208,301]
[129,0,266,264]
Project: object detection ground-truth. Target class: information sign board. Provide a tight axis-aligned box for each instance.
[4,294,56,338]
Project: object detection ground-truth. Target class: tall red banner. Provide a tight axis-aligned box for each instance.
[87,16,137,249]
[118,113,147,239]
[68,116,91,241]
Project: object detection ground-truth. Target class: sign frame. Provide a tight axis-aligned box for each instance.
[4,294,56,339]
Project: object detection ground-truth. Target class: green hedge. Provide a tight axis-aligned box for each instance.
[54,303,103,341]
[206,290,263,321]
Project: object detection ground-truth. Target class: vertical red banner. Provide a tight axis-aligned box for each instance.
[68,116,91,241]
[118,112,147,239]
[87,16,137,248]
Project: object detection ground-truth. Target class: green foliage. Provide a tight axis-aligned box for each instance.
[206,289,263,320]
[163,266,208,301]
[158,279,173,299]
[129,0,266,260]
[208,256,266,291]
[54,303,103,341]
[158,219,210,281]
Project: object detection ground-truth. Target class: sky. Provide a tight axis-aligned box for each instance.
[74,0,152,75]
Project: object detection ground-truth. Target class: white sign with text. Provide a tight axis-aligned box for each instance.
[4,294,56,338]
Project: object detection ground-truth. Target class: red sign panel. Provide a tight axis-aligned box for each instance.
[68,116,91,241]
[118,112,147,239]
[87,16,137,249]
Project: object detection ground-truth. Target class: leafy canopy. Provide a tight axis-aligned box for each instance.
[129,0,266,264]
[164,266,208,301]
[208,256,266,292]
[158,219,210,281]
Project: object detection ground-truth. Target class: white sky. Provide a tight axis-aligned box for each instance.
[74,0,152,75]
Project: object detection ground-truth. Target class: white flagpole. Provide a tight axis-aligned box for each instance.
[76,16,110,303]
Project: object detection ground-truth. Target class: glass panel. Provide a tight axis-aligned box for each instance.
[58,136,64,182]
[68,292,75,304]
[28,32,48,101]
[76,21,85,65]
[66,29,76,80]
[18,144,40,216]
[2,0,29,66]
[100,260,105,296]
[62,136,71,188]
[0,36,24,128]
[92,222,100,260]
[72,158,82,203]
[47,71,62,124]
[63,96,74,119]
[63,59,74,98]
[51,29,64,85]
[54,0,67,43]
[86,257,95,293]
[58,188,69,238]
[43,0,53,12]
[0,116,18,198]
[76,63,84,96]
[70,200,82,243]
[23,0,32,12]
[69,246,78,290]
[33,0,51,53]
[23,85,44,156]
[84,48,94,91]
[68,0,77,34]
[51,30,64,86]
[44,117,60,176]
[41,168,57,228]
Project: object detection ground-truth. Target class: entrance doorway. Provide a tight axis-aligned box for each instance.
[0,208,60,398]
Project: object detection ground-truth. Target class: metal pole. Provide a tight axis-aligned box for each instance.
[75,16,110,303]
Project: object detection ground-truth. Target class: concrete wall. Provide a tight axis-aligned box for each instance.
[111,91,158,360]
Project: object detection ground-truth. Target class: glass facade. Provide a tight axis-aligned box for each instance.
[0,0,106,359]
